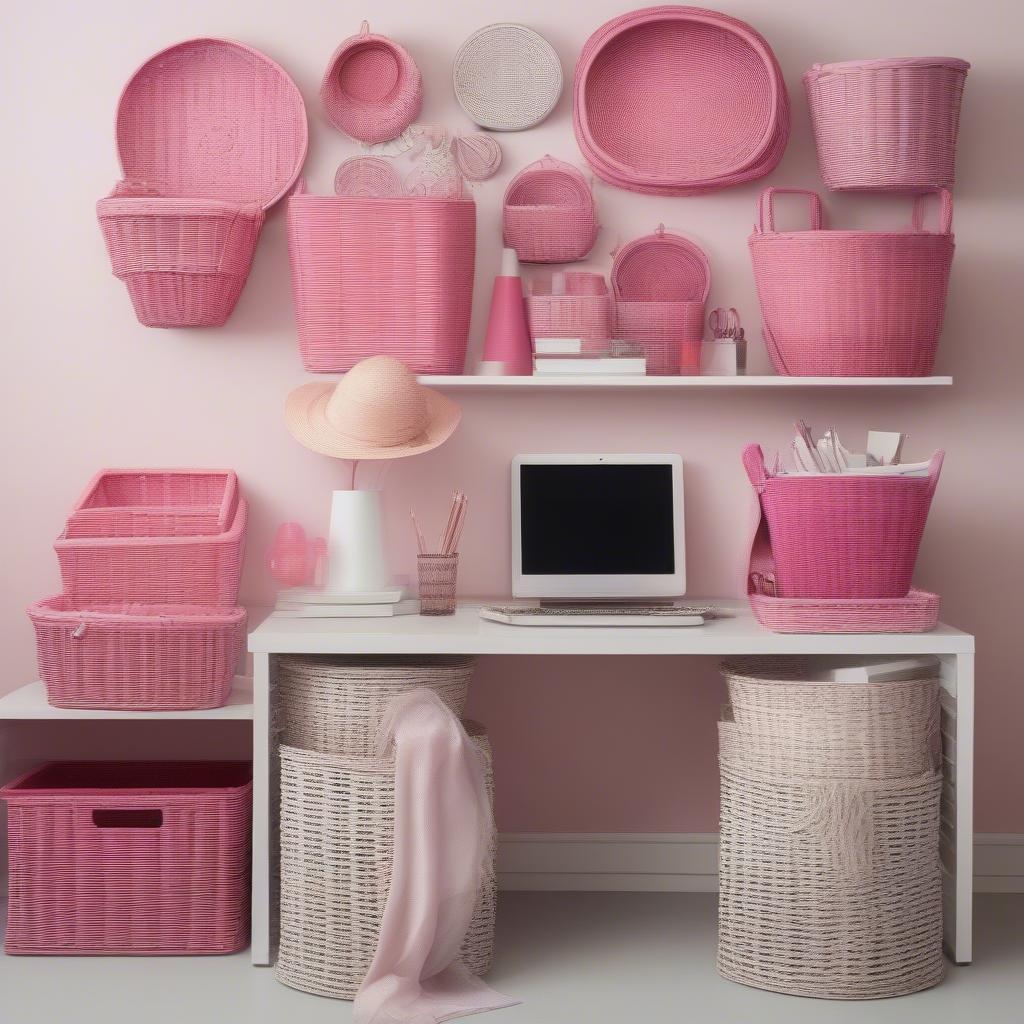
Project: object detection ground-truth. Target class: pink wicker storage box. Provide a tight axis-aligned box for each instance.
[288,189,476,373]
[805,58,969,193]
[749,589,940,634]
[503,157,598,264]
[574,7,789,195]
[749,187,955,376]
[28,598,246,710]
[56,497,247,607]
[526,272,613,342]
[65,469,238,539]
[2,761,251,955]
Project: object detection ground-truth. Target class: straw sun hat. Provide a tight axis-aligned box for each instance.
[285,356,460,460]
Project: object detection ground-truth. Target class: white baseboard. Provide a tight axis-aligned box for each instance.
[497,832,1024,893]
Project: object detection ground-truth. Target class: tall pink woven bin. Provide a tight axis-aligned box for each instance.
[2,762,251,955]
[805,58,969,192]
[743,444,944,600]
[28,598,246,711]
[749,187,955,376]
[288,190,476,374]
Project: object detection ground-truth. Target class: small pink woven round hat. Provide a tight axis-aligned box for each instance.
[285,356,460,460]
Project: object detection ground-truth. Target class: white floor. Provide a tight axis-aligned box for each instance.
[1,893,1021,1024]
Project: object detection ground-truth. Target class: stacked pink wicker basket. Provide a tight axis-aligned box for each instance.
[28,469,247,710]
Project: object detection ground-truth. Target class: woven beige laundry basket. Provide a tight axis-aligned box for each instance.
[276,655,474,755]
[276,722,496,999]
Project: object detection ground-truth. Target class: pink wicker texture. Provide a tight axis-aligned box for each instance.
[750,187,955,376]
[749,589,940,634]
[333,157,404,198]
[2,762,251,955]
[321,22,423,144]
[743,443,944,600]
[56,497,247,607]
[615,301,704,375]
[502,157,598,264]
[525,272,613,342]
[288,189,476,374]
[574,7,789,195]
[28,598,245,711]
[65,470,238,539]
[805,58,969,193]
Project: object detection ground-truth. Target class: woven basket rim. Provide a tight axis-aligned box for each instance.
[720,656,939,684]
[28,595,247,625]
[806,57,970,79]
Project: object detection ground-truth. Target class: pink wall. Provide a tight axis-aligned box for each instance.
[3,1,1022,832]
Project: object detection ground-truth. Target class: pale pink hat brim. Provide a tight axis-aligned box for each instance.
[285,380,461,460]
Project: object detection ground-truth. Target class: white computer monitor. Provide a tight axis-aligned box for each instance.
[511,454,686,601]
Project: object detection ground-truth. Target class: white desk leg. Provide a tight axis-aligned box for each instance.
[251,652,271,966]
[939,652,974,964]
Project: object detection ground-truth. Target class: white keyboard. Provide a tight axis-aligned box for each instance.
[480,604,718,627]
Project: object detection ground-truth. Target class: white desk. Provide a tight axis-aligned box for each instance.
[248,598,975,967]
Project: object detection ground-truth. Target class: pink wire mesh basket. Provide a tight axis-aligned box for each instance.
[749,187,955,376]
[28,598,245,711]
[288,187,476,374]
[64,469,238,539]
[503,156,598,264]
[574,6,789,195]
[321,22,423,144]
[743,443,944,600]
[805,58,969,193]
[56,497,247,607]
[525,272,613,342]
[1,761,251,955]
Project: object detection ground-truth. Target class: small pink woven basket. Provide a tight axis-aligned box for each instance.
[805,58,969,193]
[749,187,955,376]
[525,272,613,342]
[503,157,598,264]
[28,598,245,710]
[2,761,251,955]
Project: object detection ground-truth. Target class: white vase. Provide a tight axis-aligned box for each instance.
[326,489,389,594]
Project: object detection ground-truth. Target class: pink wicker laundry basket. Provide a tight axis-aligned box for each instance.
[526,272,613,342]
[321,22,423,144]
[749,187,955,376]
[574,7,789,195]
[64,469,238,539]
[288,188,476,374]
[56,497,247,607]
[503,157,598,264]
[28,598,246,711]
[805,58,969,193]
[2,761,251,955]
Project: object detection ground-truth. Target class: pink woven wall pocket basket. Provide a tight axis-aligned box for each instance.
[97,38,307,328]
[503,156,598,264]
[1,761,251,955]
[612,227,710,374]
[28,598,245,711]
[525,272,613,342]
[288,185,476,374]
[743,443,944,600]
[574,6,789,195]
[749,187,955,376]
[805,58,970,193]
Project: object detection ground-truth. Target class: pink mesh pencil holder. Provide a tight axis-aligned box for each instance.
[417,554,458,615]
[28,598,246,711]
[503,157,598,264]
[2,761,251,955]
[743,444,944,600]
[525,272,613,342]
[749,187,955,376]
[805,58,969,193]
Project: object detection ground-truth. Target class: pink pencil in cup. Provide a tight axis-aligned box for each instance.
[412,492,467,614]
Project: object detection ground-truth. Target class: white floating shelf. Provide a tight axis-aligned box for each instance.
[420,375,952,390]
[0,678,254,721]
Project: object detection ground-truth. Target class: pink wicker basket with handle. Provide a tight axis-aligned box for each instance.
[503,156,598,264]
[525,272,613,343]
[288,187,475,374]
[749,187,955,376]
[2,761,251,955]
[805,58,969,193]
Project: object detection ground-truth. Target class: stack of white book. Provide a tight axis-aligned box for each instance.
[275,587,419,617]
[533,338,646,376]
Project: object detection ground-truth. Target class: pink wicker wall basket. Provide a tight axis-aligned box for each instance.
[573,7,790,195]
[525,272,613,342]
[749,187,955,376]
[2,761,251,955]
[28,598,246,711]
[287,187,476,374]
[321,22,423,144]
[503,156,598,264]
[64,469,238,539]
[743,443,944,600]
[805,58,970,193]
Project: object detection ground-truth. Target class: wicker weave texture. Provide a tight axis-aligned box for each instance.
[805,58,969,192]
[2,762,252,955]
[615,301,704,375]
[749,589,940,634]
[525,272,613,343]
[418,554,459,615]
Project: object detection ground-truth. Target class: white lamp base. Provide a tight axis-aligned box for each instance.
[326,489,390,594]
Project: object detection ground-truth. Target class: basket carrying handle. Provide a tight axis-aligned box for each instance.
[92,809,163,829]
[911,189,954,234]
[757,188,823,233]
[742,444,768,493]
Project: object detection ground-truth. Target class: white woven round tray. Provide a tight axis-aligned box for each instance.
[453,24,562,131]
